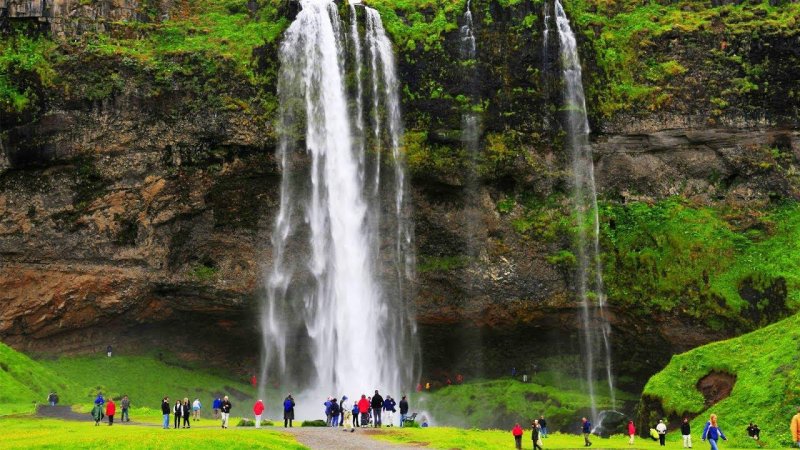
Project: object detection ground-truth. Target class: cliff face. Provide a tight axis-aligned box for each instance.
[1,0,799,382]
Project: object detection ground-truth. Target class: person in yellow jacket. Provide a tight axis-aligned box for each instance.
[791,406,800,448]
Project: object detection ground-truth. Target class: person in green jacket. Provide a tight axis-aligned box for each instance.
[91,403,104,426]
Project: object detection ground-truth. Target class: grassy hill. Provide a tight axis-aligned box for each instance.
[637,312,800,448]
[415,372,636,430]
[0,342,66,415]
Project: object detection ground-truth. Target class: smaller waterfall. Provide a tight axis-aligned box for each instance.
[459,0,481,256]
[553,0,615,422]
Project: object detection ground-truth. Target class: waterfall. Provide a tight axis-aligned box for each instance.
[460,0,481,255]
[553,0,615,422]
[260,0,417,418]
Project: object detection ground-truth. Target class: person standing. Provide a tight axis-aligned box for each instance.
[371,390,384,427]
[540,415,548,438]
[339,396,348,427]
[342,397,354,432]
[532,420,543,450]
[91,402,104,426]
[352,401,360,428]
[253,399,265,428]
[106,398,116,426]
[657,419,668,446]
[581,417,592,447]
[182,398,191,428]
[791,406,800,448]
[161,397,170,429]
[399,396,409,427]
[512,423,524,449]
[212,396,221,419]
[628,420,636,445]
[173,399,182,429]
[94,392,105,407]
[701,414,727,450]
[106,345,113,357]
[358,395,370,427]
[192,398,201,421]
[120,395,130,422]
[682,418,692,448]
[284,394,295,428]
[220,396,232,429]
[330,398,340,427]
[383,395,396,427]
[48,392,56,407]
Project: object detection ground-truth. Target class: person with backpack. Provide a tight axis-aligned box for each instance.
[253,399,265,428]
[161,396,170,429]
[657,419,668,446]
[283,394,295,428]
[628,420,636,445]
[220,396,232,429]
[512,423,524,449]
[91,402,104,426]
[383,395,397,427]
[371,390,384,427]
[106,398,116,426]
[702,414,727,450]
[330,398,340,427]
[120,395,130,422]
[399,396,409,427]
[682,418,692,448]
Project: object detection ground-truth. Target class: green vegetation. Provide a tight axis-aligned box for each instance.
[375,427,764,449]
[190,262,219,281]
[602,199,800,324]
[365,0,463,53]
[37,354,261,411]
[0,32,58,113]
[417,375,634,429]
[0,417,307,449]
[563,0,800,117]
[640,312,800,448]
[0,343,65,416]
[418,255,471,273]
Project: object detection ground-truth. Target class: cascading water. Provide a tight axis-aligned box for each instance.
[552,0,615,423]
[460,0,481,254]
[260,0,417,419]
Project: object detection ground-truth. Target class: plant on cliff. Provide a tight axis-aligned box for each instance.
[639,312,800,448]
[601,198,800,325]
[0,31,58,113]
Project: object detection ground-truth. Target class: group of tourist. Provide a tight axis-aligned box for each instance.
[160,395,232,429]
[89,393,130,426]
[512,417,547,450]
[317,390,411,430]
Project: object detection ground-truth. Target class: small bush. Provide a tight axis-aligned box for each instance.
[301,419,327,427]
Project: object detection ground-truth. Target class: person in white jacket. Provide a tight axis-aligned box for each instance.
[657,419,668,447]
[192,398,202,421]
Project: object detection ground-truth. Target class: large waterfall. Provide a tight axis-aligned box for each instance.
[260,0,417,418]
[553,0,615,422]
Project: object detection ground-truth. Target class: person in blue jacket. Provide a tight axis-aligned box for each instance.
[352,402,360,428]
[702,414,727,450]
[94,392,105,407]
[582,417,593,447]
[212,397,221,419]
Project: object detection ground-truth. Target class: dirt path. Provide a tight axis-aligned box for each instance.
[278,426,423,450]
[36,405,91,421]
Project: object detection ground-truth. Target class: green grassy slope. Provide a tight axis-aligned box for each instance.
[639,312,800,448]
[416,373,635,429]
[0,342,66,415]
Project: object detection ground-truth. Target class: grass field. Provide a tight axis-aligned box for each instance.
[375,427,768,449]
[0,343,68,415]
[0,417,306,449]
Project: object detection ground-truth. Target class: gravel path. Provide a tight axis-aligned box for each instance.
[277,426,424,450]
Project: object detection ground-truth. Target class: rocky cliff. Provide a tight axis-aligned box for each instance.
[1,0,799,383]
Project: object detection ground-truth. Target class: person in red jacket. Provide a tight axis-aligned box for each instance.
[512,423,524,449]
[628,420,637,445]
[253,399,265,428]
[106,399,116,426]
[358,395,370,427]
